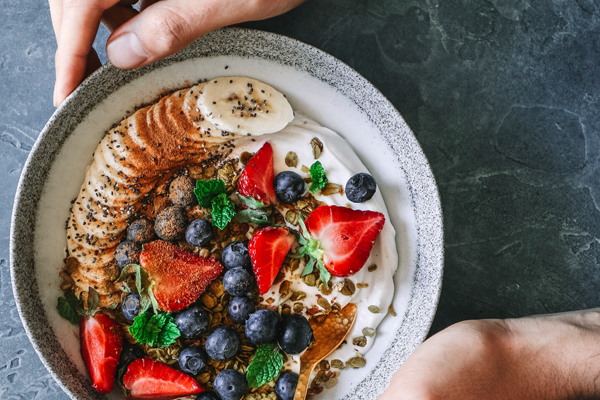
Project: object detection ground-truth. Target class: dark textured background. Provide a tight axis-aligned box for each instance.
[2,0,599,397]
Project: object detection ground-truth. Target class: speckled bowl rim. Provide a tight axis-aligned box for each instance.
[10,27,443,400]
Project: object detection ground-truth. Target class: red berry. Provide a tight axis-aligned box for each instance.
[238,142,277,205]
[80,313,123,394]
[249,227,295,295]
[140,240,223,312]
[304,205,385,277]
[123,358,204,400]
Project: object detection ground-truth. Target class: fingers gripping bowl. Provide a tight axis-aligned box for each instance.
[10,28,443,400]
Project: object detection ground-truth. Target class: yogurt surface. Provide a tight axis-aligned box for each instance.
[228,112,399,371]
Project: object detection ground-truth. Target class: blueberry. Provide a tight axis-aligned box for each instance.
[228,297,256,324]
[155,206,188,241]
[126,218,155,243]
[273,171,305,203]
[122,293,142,321]
[222,241,252,271]
[345,173,377,203]
[169,175,197,208]
[223,269,253,297]
[205,326,239,360]
[114,241,142,269]
[214,369,247,400]
[179,346,208,375]
[275,371,299,400]
[277,314,314,355]
[186,218,214,247]
[245,309,279,345]
[196,392,221,400]
[118,341,144,370]
[173,305,210,339]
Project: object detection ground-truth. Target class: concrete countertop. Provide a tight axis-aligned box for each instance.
[2,0,599,397]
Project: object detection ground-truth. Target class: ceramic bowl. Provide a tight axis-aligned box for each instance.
[10,27,443,400]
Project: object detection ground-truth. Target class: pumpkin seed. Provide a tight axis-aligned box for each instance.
[311,137,324,159]
[362,327,376,337]
[368,305,380,314]
[331,359,345,369]
[368,264,377,272]
[302,273,316,287]
[353,336,367,347]
[317,297,332,312]
[339,279,355,296]
[389,304,397,317]
[356,283,369,289]
[285,151,298,167]
[346,356,366,369]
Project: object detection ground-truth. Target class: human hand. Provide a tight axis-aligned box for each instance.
[379,310,600,399]
[49,0,305,107]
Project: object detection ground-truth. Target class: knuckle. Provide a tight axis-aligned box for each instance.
[145,9,192,53]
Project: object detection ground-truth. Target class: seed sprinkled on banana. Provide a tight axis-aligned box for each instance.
[199,77,294,135]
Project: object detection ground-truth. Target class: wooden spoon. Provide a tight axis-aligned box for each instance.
[293,303,358,400]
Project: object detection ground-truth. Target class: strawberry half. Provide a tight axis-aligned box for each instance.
[249,227,296,294]
[238,142,277,205]
[304,205,385,277]
[123,358,204,400]
[140,240,223,312]
[80,313,123,394]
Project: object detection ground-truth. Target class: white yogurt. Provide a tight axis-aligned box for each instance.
[228,113,399,369]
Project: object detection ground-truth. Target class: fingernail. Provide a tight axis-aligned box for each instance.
[53,86,61,108]
[107,33,148,69]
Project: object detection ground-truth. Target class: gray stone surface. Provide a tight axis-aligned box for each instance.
[1,0,599,397]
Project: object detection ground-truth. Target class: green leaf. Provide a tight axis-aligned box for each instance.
[237,193,268,209]
[148,285,160,315]
[129,312,152,343]
[129,311,181,347]
[235,208,271,225]
[297,215,311,241]
[316,259,331,288]
[56,292,79,325]
[309,161,328,194]
[194,179,226,208]
[211,193,235,230]
[246,344,284,388]
[301,258,316,277]
[76,288,100,316]
[157,315,181,346]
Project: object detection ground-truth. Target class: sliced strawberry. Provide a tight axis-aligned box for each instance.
[304,205,385,277]
[123,358,204,400]
[80,313,123,394]
[249,227,295,294]
[140,240,223,312]
[238,142,277,205]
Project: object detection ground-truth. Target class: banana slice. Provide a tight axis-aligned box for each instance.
[199,77,293,135]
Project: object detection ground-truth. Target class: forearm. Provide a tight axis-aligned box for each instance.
[381,310,600,400]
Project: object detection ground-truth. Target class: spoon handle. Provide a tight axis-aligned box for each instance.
[293,362,315,400]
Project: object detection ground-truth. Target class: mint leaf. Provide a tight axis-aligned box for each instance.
[246,344,284,388]
[211,193,235,230]
[309,161,328,194]
[56,292,79,325]
[235,208,271,225]
[129,311,181,347]
[129,312,152,343]
[237,193,268,209]
[157,315,181,346]
[194,179,226,208]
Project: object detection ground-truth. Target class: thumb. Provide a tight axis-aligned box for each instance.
[106,0,304,69]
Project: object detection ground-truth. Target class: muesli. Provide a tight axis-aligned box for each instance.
[56,77,398,400]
